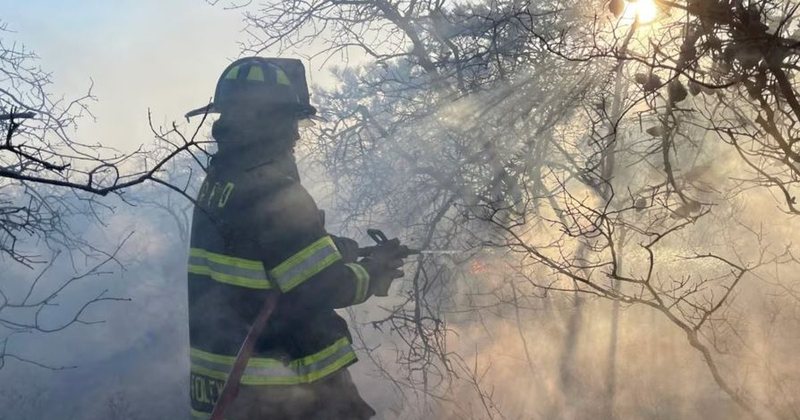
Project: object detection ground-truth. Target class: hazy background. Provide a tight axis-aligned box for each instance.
[0,4,376,419]
[0,3,235,418]
[0,0,242,151]
[2,2,799,420]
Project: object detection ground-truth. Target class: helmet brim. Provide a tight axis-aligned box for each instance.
[184,103,320,121]
[185,104,219,120]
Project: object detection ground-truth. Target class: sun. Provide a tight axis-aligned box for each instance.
[622,0,658,24]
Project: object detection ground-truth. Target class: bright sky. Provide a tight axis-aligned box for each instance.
[0,0,245,150]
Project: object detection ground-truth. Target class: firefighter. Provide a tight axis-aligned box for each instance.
[184,57,407,419]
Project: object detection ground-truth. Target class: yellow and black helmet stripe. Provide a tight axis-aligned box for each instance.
[222,62,293,86]
[185,57,317,119]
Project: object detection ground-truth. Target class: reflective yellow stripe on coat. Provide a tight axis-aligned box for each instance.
[191,408,211,419]
[189,337,357,386]
[346,263,370,305]
[188,248,271,289]
[188,235,342,292]
[267,236,342,292]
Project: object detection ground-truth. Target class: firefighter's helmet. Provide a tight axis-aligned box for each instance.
[185,57,317,120]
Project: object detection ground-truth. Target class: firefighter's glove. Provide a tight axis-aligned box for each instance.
[361,238,409,297]
[332,235,360,263]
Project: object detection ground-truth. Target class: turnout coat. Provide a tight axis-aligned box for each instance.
[187,138,374,419]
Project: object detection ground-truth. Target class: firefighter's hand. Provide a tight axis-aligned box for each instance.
[332,235,360,263]
[360,239,409,297]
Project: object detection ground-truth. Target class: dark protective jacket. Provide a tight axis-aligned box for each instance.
[186,137,373,419]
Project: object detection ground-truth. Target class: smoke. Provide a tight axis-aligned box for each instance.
[0,185,191,419]
[297,58,800,420]
[2,103,798,420]
[2,2,800,420]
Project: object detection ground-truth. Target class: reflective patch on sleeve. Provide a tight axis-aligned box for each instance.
[268,236,342,292]
[345,263,370,305]
[188,248,272,289]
